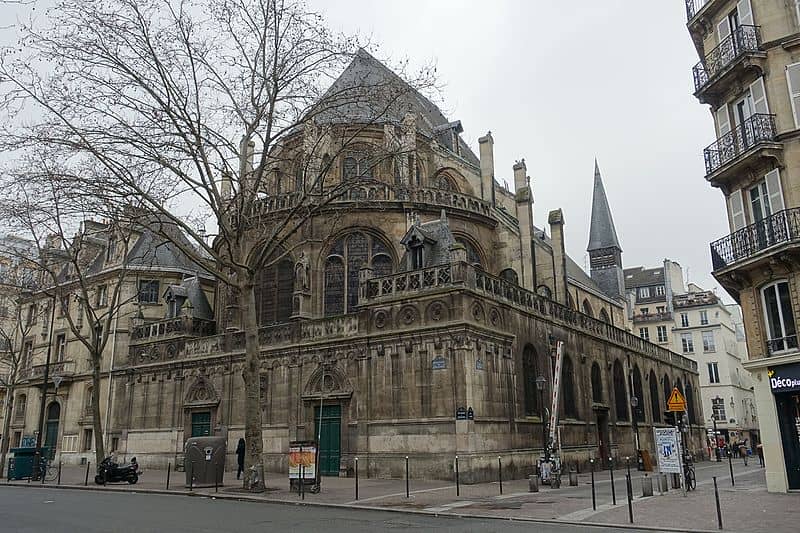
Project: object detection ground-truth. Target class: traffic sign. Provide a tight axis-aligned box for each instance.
[666,387,687,412]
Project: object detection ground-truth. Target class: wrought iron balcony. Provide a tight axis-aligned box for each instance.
[685,0,708,21]
[703,113,776,176]
[710,207,800,271]
[767,335,799,356]
[632,312,673,323]
[19,360,76,381]
[693,25,761,94]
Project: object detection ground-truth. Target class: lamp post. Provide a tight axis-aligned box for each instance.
[630,395,643,470]
[535,375,548,461]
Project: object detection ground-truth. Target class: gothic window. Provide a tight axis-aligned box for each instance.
[500,268,519,285]
[433,174,457,192]
[342,152,373,180]
[632,365,644,422]
[686,382,697,425]
[567,292,576,310]
[582,299,594,318]
[324,232,393,316]
[536,285,552,299]
[522,344,540,416]
[591,362,603,403]
[675,378,684,397]
[649,370,661,422]
[562,355,577,418]
[254,253,295,326]
[599,308,610,323]
[455,237,483,269]
[663,374,672,406]
[613,359,628,421]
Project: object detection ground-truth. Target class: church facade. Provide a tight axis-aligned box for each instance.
[6,51,703,481]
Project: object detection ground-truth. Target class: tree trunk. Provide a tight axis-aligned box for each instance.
[90,351,106,467]
[0,385,15,478]
[239,274,265,491]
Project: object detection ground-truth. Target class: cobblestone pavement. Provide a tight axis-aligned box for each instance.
[3,458,798,532]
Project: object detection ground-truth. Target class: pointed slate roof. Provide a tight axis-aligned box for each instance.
[587,160,622,252]
[314,49,479,166]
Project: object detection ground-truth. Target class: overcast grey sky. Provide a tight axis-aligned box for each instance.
[311,0,725,296]
[1,1,725,297]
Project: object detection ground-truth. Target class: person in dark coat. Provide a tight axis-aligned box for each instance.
[236,438,246,480]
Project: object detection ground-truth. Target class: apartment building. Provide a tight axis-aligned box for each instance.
[686,0,800,491]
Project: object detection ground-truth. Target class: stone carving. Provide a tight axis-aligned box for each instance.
[295,251,310,292]
[184,374,220,407]
[374,309,388,329]
[397,305,418,326]
[471,302,485,322]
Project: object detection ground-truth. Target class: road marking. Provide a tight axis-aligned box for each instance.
[424,501,475,512]
[346,484,452,504]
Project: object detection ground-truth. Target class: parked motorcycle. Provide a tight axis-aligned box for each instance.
[95,456,139,484]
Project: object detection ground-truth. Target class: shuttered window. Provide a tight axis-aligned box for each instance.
[749,77,769,115]
[786,63,800,128]
[728,190,746,230]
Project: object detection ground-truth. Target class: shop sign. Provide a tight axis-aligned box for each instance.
[768,364,800,393]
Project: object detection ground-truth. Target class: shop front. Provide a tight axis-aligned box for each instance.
[769,363,800,490]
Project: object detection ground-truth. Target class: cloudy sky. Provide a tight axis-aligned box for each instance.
[1,1,726,298]
[311,0,726,297]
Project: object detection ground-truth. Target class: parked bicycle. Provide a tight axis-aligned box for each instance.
[683,453,696,491]
[36,457,58,482]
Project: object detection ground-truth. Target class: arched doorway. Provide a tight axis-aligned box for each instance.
[44,402,60,459]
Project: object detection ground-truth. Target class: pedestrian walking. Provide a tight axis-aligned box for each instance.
[757,443,765,467]
[236,438,246,480]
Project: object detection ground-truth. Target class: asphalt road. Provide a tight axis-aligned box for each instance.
[0,487,667,532]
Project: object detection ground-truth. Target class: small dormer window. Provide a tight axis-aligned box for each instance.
[411,244,424,270]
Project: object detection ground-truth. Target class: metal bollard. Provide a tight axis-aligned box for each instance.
[405,456,410,498]
[608,457,616,505]
[713,476,723,530]
[84,461,90,486]
[590,459,596,510]
[300,464,305,500]
[57,462,62,485]
[215,464,219,494]
[355,457,359,501]
[569,468,578,486]
[641,474,653,497]
[529,473,539,492]
[455,456,460,497]
[728,450,735,487]
[626,471,634,523]
[498,457,503,495]
[166,462,171,490]
[189,461,194,491]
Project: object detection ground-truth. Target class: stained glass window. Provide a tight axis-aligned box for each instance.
[455,237,482,268]
[324,232,393,316]
[255,255,294,325]
[613,360,628,421]
[523,345,539,416]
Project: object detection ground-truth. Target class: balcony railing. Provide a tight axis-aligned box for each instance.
[710,207,800,270]
[685,0,708,21]
[248,184,493,221]
[20,360,76,381]
[703,113,776,176]
[633,312,673,323]
[692,25,761,93]
[767,335,799,355]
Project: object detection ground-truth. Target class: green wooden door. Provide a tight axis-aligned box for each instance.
[191,412,211,437]
[44,402,60,459]
[314,405,341,476]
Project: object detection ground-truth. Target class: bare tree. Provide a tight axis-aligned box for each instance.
[0,0,434,490]
[0,175,153,468]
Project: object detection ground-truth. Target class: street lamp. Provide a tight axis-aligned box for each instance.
[535,375,548,461]
[630,395,643,470]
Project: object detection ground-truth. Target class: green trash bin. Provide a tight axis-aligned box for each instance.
[8,447,50,480]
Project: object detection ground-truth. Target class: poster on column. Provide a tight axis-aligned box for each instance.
[654,427,682,474]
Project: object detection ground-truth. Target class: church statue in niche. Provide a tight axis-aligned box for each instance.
[295,251,310,292]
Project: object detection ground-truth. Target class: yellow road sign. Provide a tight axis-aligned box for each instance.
[666,387,687,412]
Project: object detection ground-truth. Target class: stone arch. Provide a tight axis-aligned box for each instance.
[320,228,396,316]
[582,298,594,318]
[591,362,603,403]
[649,369,661,422]
[431,167,472,194]
[632,365,644,422]
[500,268,519,285]
[184,374,220,407]
[599,308,610,324]
[302,364,353,399]
[453,234,485,269]
[663,373,672,406]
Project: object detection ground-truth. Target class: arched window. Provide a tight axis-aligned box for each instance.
[522,344,540,416]
[342,152,373,180]
[254,253,295,326]
[686,382,697,425]
[500,268,519,285]
[324,232,393,316]
[632,366,644,422]
[567,292,576,310]
[675,378,684,397]
[537,285,552,299]
[14,393,26,419]
[591,363,603,403]
[649,370,661,422]
[455,237,483,269]
[293,157,304,192]
[663,374,672,405]
[562,355,577,418]
[613,360,628,421]
[433,173,457,192]
[599,308,610,324]
[582,299,594,317]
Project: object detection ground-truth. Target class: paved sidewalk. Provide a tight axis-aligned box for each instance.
[3,459,798,532]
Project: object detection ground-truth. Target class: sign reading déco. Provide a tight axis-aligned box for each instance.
[768,364,800,393]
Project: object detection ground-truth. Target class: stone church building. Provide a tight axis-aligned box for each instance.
[6,51,703,481]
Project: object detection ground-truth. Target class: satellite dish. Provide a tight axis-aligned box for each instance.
[52,375,63,390]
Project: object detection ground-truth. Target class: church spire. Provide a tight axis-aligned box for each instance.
[587,159,621,252]
[587,160,625,301]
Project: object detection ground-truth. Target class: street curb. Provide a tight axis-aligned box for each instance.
[0,482,723,533]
